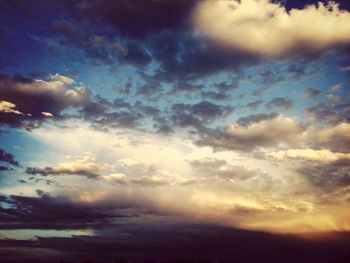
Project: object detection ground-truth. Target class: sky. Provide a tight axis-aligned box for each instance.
[0,0,350,262]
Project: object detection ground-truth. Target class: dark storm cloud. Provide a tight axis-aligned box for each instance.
[52,18,152,67]
[70,0,196,39]
[149,32,259,82]
[0,192,116,230]
[46,1,198,70]
[56,0,261,80]
[0,110,27,129]
[266,97,294,111]
[1,225,350,263]
[0,148,19,167]
[0,190,183,233]
[51,19,85,45]
[52,19,119,66]
[2,0,349,86]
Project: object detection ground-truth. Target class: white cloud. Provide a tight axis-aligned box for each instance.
[11,75,89,107]
[269,149,350,163]
[102,173,127,183]
[41,112,53,117]
[52,155,99,175]
[194,0,350,57]
[203,115,304,151]
[50,73,75,85]
[28,155,100,178]
[226,115,302,142]
[314,123,350,144]
[0,100,24,115]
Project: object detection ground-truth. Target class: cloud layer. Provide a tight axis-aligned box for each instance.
[0,1,350,261]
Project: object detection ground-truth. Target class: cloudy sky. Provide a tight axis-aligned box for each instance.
[0,0,350,262]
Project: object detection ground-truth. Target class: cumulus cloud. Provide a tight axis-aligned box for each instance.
[198,115,304,151]
[314,122,350,143]
[269,149,350,163]
[198,114,350,154]
[50,73,75,85]
[312,123,350,152]
[194,0,350,57]
[0,74,90,128]
[26,156,100,179]
[0,100,24,115]
[0,74,90,118]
